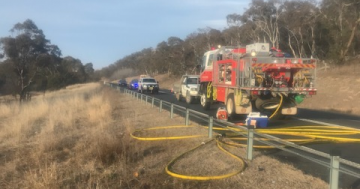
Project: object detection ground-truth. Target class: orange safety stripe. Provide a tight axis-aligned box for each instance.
[251,63,315,68]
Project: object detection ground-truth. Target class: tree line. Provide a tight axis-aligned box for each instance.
[0,19,95,101]
[97,0,360,78]
[2,0,359,100]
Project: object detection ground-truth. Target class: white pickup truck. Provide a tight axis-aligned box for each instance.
[173,75,200,104]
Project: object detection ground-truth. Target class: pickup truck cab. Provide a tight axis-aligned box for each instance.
[174,75,200,104]
[138,77,159,93]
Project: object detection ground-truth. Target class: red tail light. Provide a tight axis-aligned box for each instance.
[251,90,259,95]
[308,91,316,95]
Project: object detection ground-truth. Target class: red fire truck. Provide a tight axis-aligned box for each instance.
[199,43,317,118]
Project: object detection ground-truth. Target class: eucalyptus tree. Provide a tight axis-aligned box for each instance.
[320,0,360,63]
[280,0,320,58]
[225,13,245,45]
[243,0,283,48]
[166,36,186,75]
[0,19,62,101]
[84,63,94,76]
[224,13,260,46]
[154,41,170,74]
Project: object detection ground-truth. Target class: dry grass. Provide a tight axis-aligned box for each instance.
[0,83,329,188]
[299,63,360,115]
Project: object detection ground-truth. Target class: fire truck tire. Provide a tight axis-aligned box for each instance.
[186,91,193,104]
[226,94,235,119]
[200,93,210,110]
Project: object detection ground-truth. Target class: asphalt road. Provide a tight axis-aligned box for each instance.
[117,85,360,188]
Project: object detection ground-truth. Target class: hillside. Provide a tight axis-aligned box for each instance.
[299,63,360,115]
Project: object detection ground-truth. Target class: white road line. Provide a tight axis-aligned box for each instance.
[295,118,340,126]
[296,117,360,131]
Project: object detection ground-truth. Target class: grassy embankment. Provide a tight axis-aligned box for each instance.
[0,83,328,188]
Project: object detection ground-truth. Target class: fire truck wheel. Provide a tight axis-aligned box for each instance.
[200,93,210,110]
[186,91,193,104]
[226,94,235,118]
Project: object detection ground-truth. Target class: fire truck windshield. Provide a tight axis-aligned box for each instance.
[201,55,206,71]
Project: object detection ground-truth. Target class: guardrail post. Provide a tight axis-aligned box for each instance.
[145,96,148,104]
[185,109,189,126]
[246,125,254,161]
[170,104,174,118]
[208,116,213,138]
[329,150,341,189]
[136,93,139,101]
[159,100,163,112]
[152,98,154,107]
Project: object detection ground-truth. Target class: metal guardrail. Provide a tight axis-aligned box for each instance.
[108,83,359,189]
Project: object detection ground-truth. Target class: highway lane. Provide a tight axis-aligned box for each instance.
[122,87,360,188]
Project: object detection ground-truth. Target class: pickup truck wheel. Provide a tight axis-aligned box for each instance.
[176,93,182,101]
[186,91,193,104]
[200,93,210,110]
[226,94,235,119]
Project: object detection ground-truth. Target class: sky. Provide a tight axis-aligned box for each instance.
[1,0,251,70]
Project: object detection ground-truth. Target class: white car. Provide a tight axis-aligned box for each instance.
[138,77,159,93]
[174,75,200,104]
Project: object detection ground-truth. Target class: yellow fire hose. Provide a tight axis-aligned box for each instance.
[131,125,246,180]
[165,138,245,180]
[130,126,207,141]
[220,125,360,149]
[130,124,360,180]
[268,93,283,119]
